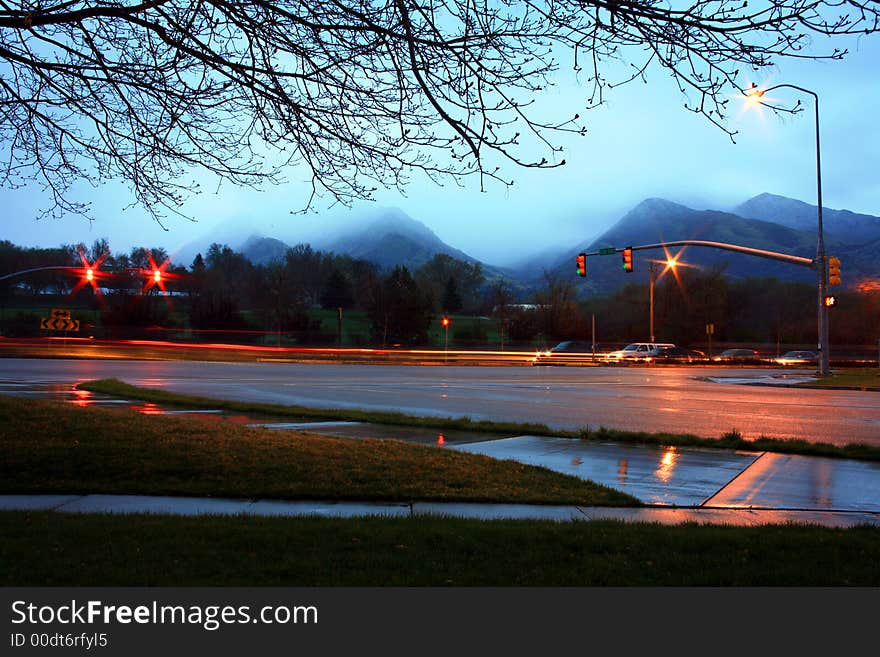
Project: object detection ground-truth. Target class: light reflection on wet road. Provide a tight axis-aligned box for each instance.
[0,358,878,446]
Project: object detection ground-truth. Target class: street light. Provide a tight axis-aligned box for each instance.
[649,262,656,343]
[744,82,830,376]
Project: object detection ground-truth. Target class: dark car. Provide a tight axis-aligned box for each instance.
[712,348,763,363]
[646,346,708,363]
[530,341,595,365]
[775,350,819,365]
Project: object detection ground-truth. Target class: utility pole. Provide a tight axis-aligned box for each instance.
[591,313,596,362]
[649,262,658,343]
[337,307,343,346]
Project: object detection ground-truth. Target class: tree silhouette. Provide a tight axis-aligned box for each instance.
[441,276,463,314]
[320,268,355,310]
[367,265,433,345]
[1,1,875,221]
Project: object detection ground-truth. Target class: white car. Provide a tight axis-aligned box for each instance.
[605,342,676,362]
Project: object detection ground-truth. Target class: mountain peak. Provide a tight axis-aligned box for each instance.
[736,193,880,243]
[632,197,688,213]
[323,207,478,270]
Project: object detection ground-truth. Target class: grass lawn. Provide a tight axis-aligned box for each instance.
[0,394,635,506]
[2,393,879,586]
[3,512,879,586]
[798,368,880,390]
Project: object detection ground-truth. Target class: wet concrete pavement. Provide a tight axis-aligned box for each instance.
[3,358,880,445]
[450,435,762,507]
[2,377,880,527]
[2,494,878,528]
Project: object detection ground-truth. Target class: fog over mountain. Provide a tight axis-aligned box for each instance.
[174,193,880,296]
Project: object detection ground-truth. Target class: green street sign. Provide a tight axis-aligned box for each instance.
[598,247,616,256]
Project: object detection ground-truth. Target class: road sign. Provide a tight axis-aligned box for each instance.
[40,317,79,331]
[598,247,616,256]
[51,308,71,318]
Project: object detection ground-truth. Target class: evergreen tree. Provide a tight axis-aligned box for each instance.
[367,266,433,345]
[320,268,355,310]
[441,276,463,314]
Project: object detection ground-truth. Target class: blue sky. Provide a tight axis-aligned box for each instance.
[2,31,878,268]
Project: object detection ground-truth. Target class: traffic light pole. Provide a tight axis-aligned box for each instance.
[743,82,830,376]
[809,89,830,377]
[581,239,830,370]
[580,240,815,268]
[649,262,658,343]
[0,265,76,281]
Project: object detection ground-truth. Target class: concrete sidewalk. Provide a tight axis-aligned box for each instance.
[2,494,879,528]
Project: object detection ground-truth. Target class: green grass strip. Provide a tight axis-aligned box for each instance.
[3,511,879,586]
[0,395,636,507]
[797,368,880,390]
[78,378,880,461]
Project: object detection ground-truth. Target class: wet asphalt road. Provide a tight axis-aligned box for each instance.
[2,358,878,446]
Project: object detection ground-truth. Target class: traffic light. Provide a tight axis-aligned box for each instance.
[153,269,162,284]
[827,256,841,286]
[621,247,633,273]
[823,295,837,308]
[576,253,586,277]
[441,316,450,327]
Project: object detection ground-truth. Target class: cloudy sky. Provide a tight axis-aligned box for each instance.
[3,29,878,268]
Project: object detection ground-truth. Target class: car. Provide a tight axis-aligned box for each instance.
[530,340,596,365]
[775,350,819,365]
[604,342,676,362]
[712,348,763,363]
[646,346,708,363]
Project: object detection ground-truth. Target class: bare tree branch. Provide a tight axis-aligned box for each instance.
[0,0,876,221]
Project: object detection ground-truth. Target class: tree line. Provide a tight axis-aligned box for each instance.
[2,239,877,348]
[0,239,486,345]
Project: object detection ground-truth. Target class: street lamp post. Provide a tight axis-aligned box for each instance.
[745,83,830,377]
[649,262,658,343]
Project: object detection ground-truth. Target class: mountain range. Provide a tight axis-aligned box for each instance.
[180,193,880,296]
[544,195,880,294]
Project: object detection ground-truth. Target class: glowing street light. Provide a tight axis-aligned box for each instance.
[743,82,830,376]
[647,248,688,343]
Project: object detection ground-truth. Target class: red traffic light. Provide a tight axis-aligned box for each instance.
[441,316,450,327]
[622,247,633,272]
[576,253,586,277]
[823,295,837,308]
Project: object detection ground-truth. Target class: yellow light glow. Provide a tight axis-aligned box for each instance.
[655,447,679,483]
[666,258,677,268]
[744,86,765,105]
[86,268,94,281]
